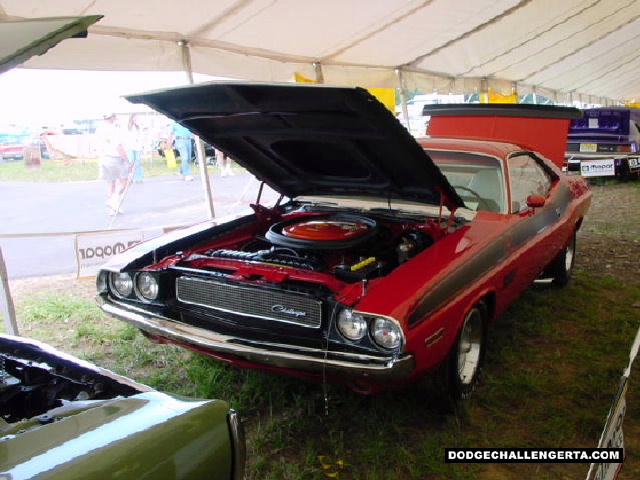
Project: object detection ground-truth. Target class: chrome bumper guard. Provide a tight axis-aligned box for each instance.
[96,296,414,380]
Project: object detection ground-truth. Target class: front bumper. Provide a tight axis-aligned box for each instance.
[96,296,415,380]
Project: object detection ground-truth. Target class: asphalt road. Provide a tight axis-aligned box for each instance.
[0,172,278,278]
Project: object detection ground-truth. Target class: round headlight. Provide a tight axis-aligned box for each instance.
[336,309,367,341]
[109,272,133,298]
[136,272,159,301]
[371,317,402,349]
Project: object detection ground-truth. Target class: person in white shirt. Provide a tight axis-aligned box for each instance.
[96,113,130,215]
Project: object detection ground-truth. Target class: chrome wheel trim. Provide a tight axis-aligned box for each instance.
[564,237,575,273]
[457,308,483,386]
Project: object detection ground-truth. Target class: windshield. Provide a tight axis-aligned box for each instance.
[426,149,505,213]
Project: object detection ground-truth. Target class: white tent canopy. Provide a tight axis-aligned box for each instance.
[2,0,640,104]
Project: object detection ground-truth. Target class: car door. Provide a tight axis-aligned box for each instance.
[505,152,569,285]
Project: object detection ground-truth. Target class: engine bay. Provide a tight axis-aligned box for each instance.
[175,207,452,284]
[0,351,140,431]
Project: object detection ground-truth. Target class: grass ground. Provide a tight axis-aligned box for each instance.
[7,271,640,480]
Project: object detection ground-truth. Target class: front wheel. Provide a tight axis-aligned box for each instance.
[548,232,576,287]
[426,301,487,410]
[452,302,486,399]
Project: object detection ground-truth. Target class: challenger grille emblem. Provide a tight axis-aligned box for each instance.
[271,305,307,318]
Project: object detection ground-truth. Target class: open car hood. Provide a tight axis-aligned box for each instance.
[126,82,463,210]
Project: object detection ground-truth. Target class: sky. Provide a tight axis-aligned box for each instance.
[0,69,215,130]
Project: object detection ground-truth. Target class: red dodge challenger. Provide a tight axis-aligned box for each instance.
[96,83,591,403]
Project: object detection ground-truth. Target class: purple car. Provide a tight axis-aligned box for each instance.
[565,107,640,179]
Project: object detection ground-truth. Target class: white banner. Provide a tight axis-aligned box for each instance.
[75,230,144,278]
[580,159,616,177]
[586,325,640,480]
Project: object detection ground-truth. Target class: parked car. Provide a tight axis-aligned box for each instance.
[565,107,640,179]
[96,83,591,402]
[0,334,245,480]
[0,133,27,162]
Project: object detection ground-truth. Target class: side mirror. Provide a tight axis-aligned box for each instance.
[526,194,546,208]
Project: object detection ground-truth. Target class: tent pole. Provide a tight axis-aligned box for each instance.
[480,78,489,103]
[179,39,215,219]
[313,62,324,84]
[395,68,409,129]
[0,247,18,336]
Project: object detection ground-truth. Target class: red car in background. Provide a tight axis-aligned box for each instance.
[0,133,26,162]
[96,83,591,404]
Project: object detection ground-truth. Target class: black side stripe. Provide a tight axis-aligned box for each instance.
[408,184,572,326]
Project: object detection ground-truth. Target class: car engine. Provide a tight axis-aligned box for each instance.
[0,350,139,429]
[180,211,443,284]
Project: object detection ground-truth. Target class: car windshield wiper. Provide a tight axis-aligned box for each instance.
[298,201,361,212]
[367,207,427,220]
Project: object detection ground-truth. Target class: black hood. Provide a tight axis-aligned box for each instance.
[127,82,463,210]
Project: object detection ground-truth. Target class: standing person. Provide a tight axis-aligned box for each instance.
[169,121,193,181]
[216,148,235,177]
[126,114,144,183]
[96,113,130,215]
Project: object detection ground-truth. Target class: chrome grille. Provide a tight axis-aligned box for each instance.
[176,276,322,328]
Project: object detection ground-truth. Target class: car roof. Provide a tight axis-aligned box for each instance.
[416,136,525,159]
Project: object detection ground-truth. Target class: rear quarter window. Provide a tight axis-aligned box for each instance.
[508,154,552,212]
